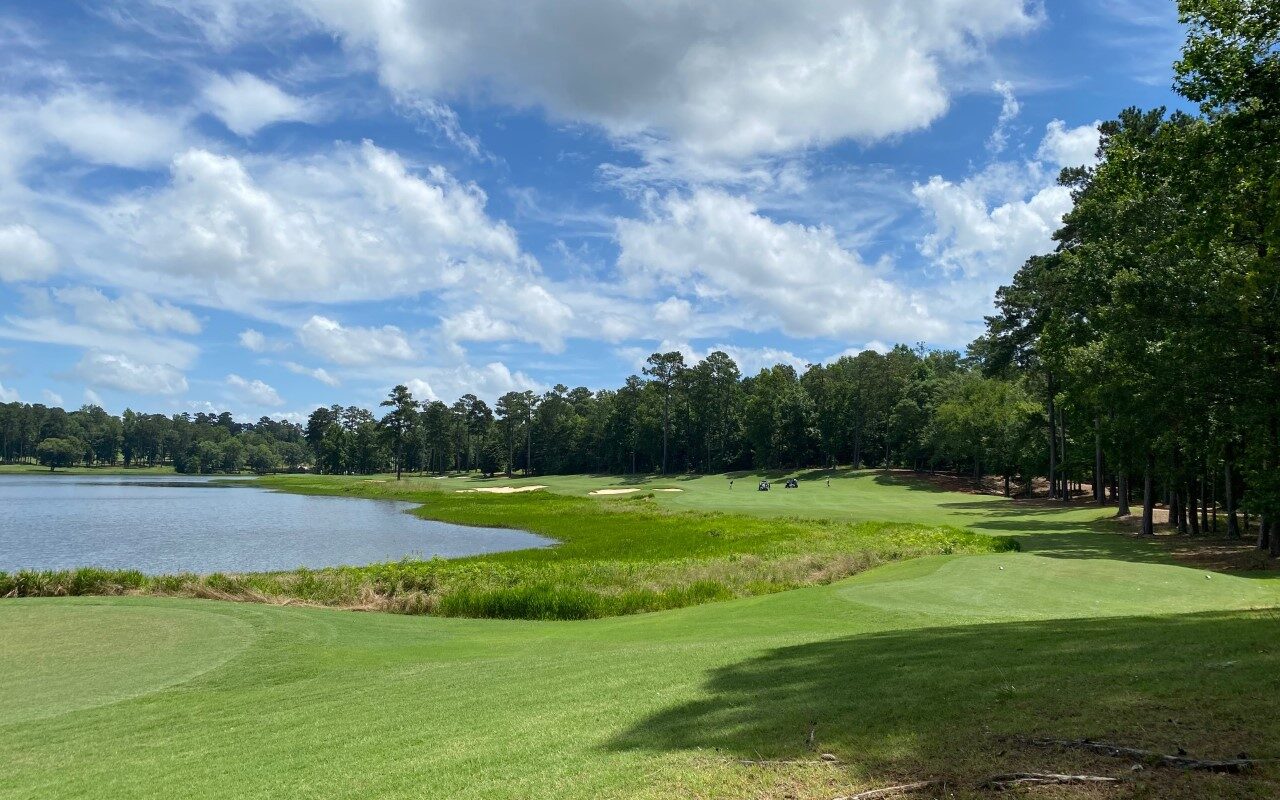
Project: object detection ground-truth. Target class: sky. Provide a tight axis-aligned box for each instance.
[0,0,1190,421]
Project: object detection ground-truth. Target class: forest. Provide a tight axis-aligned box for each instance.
[3,2,1277,552]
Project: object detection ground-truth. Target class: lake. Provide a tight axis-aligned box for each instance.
[0,474,552,574]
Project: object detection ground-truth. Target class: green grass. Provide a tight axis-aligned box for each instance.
[3,470,1280,797]
[0,463,176,475]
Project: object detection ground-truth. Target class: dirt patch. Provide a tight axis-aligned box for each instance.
[455,486,547,494]
[590,488,641,496]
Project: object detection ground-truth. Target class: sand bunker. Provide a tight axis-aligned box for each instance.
[455,485,547,494]
[652,488,684,492]
[589,488,641,496]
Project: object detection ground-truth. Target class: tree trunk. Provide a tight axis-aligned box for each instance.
[1141,450,1155,536]
[1046,378,1057,500]
[1094,416,1104,505]
[1059,407,1068,503]
[1225,449,1239,539]
[1117,468,1131,516]
[1199,471,1209,533]
[1182,481,1192,537]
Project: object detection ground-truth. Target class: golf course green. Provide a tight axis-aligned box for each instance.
[3,470,1278,798]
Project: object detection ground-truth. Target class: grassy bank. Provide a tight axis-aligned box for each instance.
[0,463,176,475]
[1,479,1013,618]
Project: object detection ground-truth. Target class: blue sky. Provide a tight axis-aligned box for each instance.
[0,0,1187,420]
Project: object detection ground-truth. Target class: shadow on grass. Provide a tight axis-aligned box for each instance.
[872,471,951,493]
[611,611,1280,796]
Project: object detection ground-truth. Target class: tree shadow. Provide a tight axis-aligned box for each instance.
[872,471,951,493]
[610,611,1280,793]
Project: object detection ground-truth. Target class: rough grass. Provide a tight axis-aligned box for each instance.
[0,483,1013,618]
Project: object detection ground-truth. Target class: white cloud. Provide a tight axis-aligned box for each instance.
[406,361,539,403]
[226,373,284,405]
[53,287,201,335]
[76,351,188,395]
[298,314,416,365]
[616,189,947,342]
[440,282,573,351]
[914,120,1101,281]
[914,175,1071,278]
[41,389,63,406]
[282,360,340,386]
[203,71,314,136]
[0,381,17,402]
[83,388,104,407]
[405,378,435,401]
[239,328,268,352]
[295,0,1037,159]
[986,80,1021,154]
[0,223,58,282]
[35,90,189,169]
[0,314,199,368]
[106,141,540,309]
[1037,119,1102,169]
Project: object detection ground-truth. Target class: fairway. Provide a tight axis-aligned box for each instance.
[4,476,1279,799]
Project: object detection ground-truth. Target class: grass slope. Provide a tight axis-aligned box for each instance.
[3,470,1279,798]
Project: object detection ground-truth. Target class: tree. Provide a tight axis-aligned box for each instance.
[380,385,419,480]
[643,351,685,475]
[35,437,81,471]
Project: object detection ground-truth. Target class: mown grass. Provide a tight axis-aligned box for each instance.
[1,482,1013,618]
[3,556,1279,799]
[0,463,176,474]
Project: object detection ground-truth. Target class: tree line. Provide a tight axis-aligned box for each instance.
[972,0,1279,550]
[0,344,1049,489]
[0,405,308,474]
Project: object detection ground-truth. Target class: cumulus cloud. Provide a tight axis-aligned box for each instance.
[239,329,268,352]
[282,360,340,386]
[226,373,284,405]
[290,0,1037,159]
[0,381,18,402]
[76,351,188,395]
[404,361,539,403]
[914,176,1071,278]
[440,282,573,351]
[914,119,1101,279]
[203,71,315,136]
[52,287,201,335]
[106,141,545,310]
[1038,119,1102,169]
[41,389,64,406]
[0,223,58,282]
[298,315,416,365]
[616,189,946,342]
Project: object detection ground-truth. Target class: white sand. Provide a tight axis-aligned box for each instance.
[589,488,641,495]
[652,488,684,492]
[455,485,547,494]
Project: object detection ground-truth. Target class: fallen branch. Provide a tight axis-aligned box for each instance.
[1022,737,1265,773]
[740,754,841,767]
[835,780,939,800]
[983,772,1120,790]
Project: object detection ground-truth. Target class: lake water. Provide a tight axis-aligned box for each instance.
[0,475,552,574]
